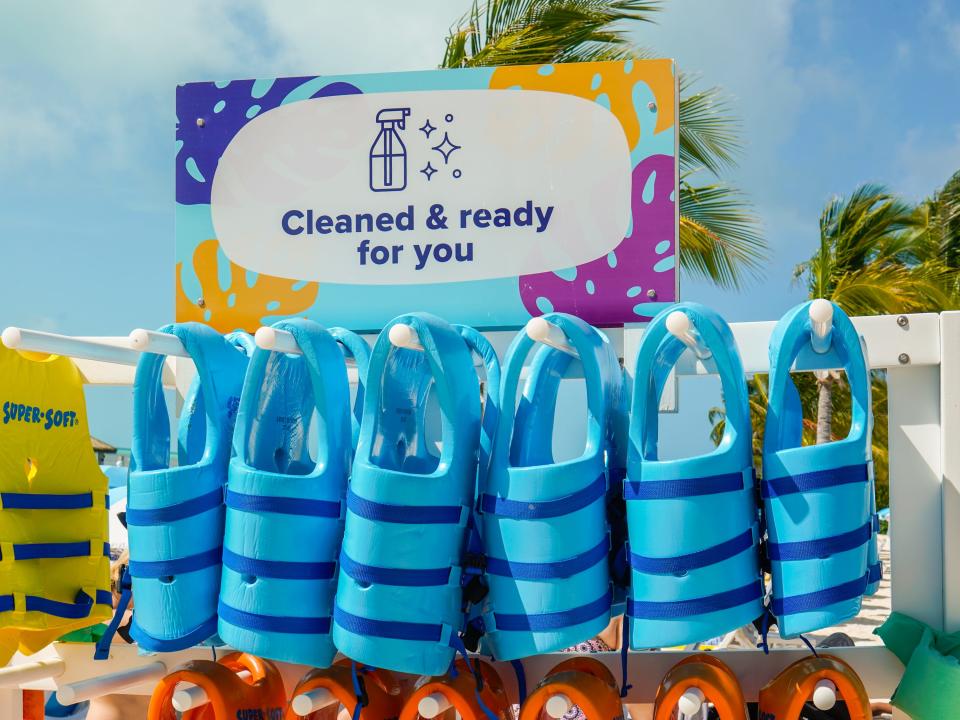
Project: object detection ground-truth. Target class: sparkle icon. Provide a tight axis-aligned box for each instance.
[420,162,437,181]
[419,120,436,138]
[431,132,461,164]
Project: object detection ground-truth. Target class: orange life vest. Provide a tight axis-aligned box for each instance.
[757,655,870,720]
[284,663,405,720]
[400,659,512,720]
[653,654,747,720]
[519,657,623,720]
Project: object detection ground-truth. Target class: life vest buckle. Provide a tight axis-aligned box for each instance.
[462,617,486,652]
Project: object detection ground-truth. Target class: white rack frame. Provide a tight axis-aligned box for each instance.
[0,311,956,719]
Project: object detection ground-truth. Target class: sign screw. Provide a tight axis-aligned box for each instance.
[646,289,657,299]
[898,353,910,365]
[197,297,206,309]
[196,118,206,128]
[647,101,657,112]
[897,315,909,328]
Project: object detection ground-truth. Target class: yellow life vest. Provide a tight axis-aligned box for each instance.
[0,346,111,665]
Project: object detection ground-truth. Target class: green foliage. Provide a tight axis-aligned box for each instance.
[442,0,767,290]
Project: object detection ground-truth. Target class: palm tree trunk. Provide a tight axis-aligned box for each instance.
[817,375,833,444]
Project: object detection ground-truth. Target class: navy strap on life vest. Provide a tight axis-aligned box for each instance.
[95,565,132,660]
[124,486,223,525]
[0,589,112,619]
[767,521,872,561]
[334,605,448,642]
[868,562,883,584]
[480,474,606,519]
[628,529,754,574]
[3,541,110,561]
[772,573,869,616]
[627,581,762,619]
[761,463,868,499]
[346,489,464,524]
[338,551,452,587]
[492,590,612,632]
[218,600,332,634]
[128,548,221,578]
[624,470,746,500]
[223,547,336,580]
[225,489,341,518]
[485,536,609,579]
[0,492,108,510]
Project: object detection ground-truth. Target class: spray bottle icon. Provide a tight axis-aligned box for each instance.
[369,107,411,192]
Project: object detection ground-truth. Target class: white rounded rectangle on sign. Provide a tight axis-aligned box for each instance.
[211,89,631,285]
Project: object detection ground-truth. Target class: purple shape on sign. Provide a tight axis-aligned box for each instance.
[176,77,362,205]
[518,153,676,324]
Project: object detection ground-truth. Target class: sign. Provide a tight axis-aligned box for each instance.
[176,61,678,332]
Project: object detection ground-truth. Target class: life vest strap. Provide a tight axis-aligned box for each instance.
[493,590,612,632]
[629,528,754,574]
[624,469,747,500]
[218,600,332,634]
[0,492,108,510]
[0,589,111,619]
[480,473,606,519]
[772,572,869,616]
[485,536,609,579]
[868,562,883,584]
[125,485,223,525]
[128,547,221,578]
[346,489,464,525]
[339,551,452,586]
[3,541,110,561]
[223,547,336,580]
[762,463,868,499]
[225,488,341,517]
[767,521,872,561]
[628,581,762,619]
[334,604,449,643]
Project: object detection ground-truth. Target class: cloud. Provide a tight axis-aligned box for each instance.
[896,125,960,200]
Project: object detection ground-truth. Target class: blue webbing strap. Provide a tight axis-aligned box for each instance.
[627,581,762,619]
[0,492,108,510]
[449,635,499,720]
[339,552,451,587]
[868,562,883,584]
[218,600,331,634]
[480,474,606,520]
[0,589,112,619]
[619,615,632,698]
[95,566,132,660]
[225,489,340,517]
[223,547,335,580]
[350,661,368,720]
[761,463,868,499]
[334,605,445,642]
[128,547,221,578]
[772,573,869,616]
[510,660,527,703]
[485,536,609,579]
[346,490,463,524]
[5,541,110,561]
[624,470,745,500]
[767,521,871,561]
[129,614,218,652]
[125,486,223,525]
[493,590,612,632]
[629,529,754,574]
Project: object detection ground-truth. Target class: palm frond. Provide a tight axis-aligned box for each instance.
[678,83,741,176]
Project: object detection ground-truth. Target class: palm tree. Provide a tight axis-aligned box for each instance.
[441,0,766,289]
[794,183,953,441]
[910,170,960,304]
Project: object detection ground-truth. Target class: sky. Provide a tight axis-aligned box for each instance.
[1,0,959,448]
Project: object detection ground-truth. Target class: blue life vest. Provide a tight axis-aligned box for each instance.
[329,326,372,452]
[763,301,877,636]
[480,313,621,660]
[127,324,251,651]
[218,319,360,666]
[332,313,481,675]
[626,303,763,649]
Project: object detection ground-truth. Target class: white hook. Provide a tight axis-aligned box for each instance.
[2,327,142,366]
[128,329,192,358]
[291,686,339,717]
[389,323,424,352]
[418,691,453,719]
[677,687,705,717]
[809,299,834,354]
[255,326,302,355]
[525,317,579,358]
[172,669,252,712]
[56,661,167,705]
[544,692,574,719]
[0,658,66,686]
[666,311,712,361]
[812,679,837,711]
